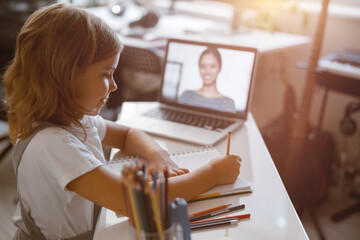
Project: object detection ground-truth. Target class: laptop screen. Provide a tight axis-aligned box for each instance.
[160,39,257,118]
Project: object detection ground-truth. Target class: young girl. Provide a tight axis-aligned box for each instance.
[4,3,241,239]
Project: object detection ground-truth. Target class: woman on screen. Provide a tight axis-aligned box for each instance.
[178,47,236,113]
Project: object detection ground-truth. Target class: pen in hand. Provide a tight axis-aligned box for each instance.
[226,131,231,155]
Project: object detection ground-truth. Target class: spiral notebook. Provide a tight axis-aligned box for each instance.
[107,146,252,198]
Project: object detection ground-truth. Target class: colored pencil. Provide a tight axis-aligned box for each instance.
[149,189,165,240]
[190,219,238,230]
[189,190,252,203]
[134,170,150,232]
[190,213,251,225]
[190,218,236,227]
[159,171,165,226]
[190,204,245,222]
[164,168,169,228]
[152,171,158,190]
[126,173,142,240]
[192,187,252,200]
[188,204,232,218]
[143,186,156,232]
[121,169,134,227]
[226,131,231,155]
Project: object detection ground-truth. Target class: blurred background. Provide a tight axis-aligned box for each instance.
[0,0,359,239]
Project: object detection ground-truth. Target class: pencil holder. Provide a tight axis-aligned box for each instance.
[129,223,184,240]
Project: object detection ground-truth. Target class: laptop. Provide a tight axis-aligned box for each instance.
[119,38,258,145]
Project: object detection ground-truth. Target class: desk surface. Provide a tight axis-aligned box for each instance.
[94,102,309,240]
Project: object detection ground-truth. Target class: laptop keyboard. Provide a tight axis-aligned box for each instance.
[143,107,235,131]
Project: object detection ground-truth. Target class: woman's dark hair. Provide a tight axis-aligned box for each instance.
[198,47,222,70]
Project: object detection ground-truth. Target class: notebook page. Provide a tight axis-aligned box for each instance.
[107,140,168,175]
[106,155,142,176]
[201,175,252,195]
[170,146,220,170]
[170,146,252,196]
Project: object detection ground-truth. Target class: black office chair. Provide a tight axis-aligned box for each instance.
[106,45,163,120]
[0,84,12,164]
[0,45,12,163]
[0,124,11,163]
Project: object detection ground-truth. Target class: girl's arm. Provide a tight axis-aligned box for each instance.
[67,154,241,215]
[102,120,188,176]
[168,155,240,201]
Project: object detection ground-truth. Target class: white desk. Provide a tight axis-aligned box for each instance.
[94,102,309,240]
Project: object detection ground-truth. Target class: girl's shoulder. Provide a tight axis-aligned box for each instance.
[81,115,105,126]
[27,123,83,147]
[82,115,107,140]
[27,115,106,145]
[30,126,73,146]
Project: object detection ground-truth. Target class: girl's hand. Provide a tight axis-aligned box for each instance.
[147,150,189,177]
[209,154,241,185]
[164,158,189,177]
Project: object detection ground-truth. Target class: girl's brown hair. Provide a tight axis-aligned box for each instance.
[3,3,123,143]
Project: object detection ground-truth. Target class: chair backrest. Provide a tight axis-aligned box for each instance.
[106,45,163,110]
[118,46,162,73]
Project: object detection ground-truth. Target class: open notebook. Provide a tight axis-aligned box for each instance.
[107,146,252,200]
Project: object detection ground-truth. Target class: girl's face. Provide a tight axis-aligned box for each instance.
[199,53,221,86]
[74,53,120,116]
